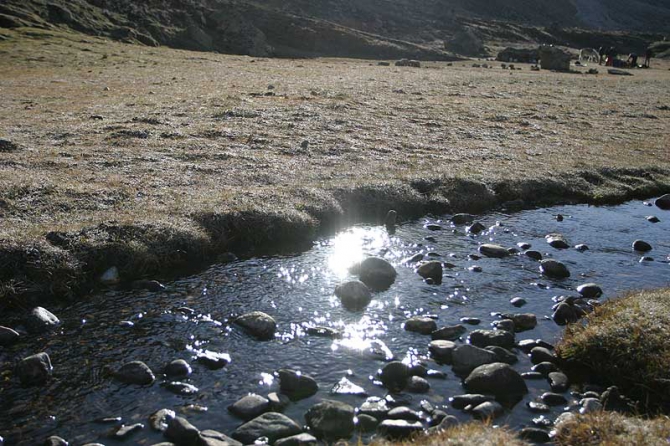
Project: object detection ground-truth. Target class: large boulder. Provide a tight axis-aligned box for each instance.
[358,257,397,290]
[452,344,498,375]
[539,45,571,71]
[304,400,355,440]
[232,412,302,444]
[334,281,372,311]
[16,352,52,386]
[234,311,277,340]
[278,369,318,401]
[464,363,528,403]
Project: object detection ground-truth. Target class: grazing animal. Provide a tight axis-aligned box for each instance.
[579,48,600,63]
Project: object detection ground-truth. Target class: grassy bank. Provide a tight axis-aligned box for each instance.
[557,288,670,414]
[1,28,669,308]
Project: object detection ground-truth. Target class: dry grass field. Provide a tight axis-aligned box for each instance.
[1,27,669,303]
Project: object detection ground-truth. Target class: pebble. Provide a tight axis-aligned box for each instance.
[468,329,515,349]
[304,400,354,440]
[234,311,277,340]
[540,259,571,279]
[485,346,518,365]
[468,265,483,272]
[428,340,456,364]
[417,261,443,283]
[464,363,528,402]
[575,244,589,251]
[305,326,341,338]
[113,423,144,440]
[472,401,504,419]
[406,376,430,393]
[579,397,603,414]
[526,401,550,413]
[552,302,579,325]
[521,371,544,380]
[541,392,568,406]
[425,223,442,231]
[331,377,367,396]
[164,417,200,445]
[0,326,19,346]
[478,244,510,258]
[387,406,422,421]
[530,347,557,364]
[275,433,317,446]
[576,283,603,299]
[431,324,466,341]
[164,382,199,395]
[379,361,410,392]
[149,409,176,431]
[546,233,569,249]
[525,250,543,260]
[460,317,481,325]
[492,319,515,332]
[404,317,437,335]
[355,414,378,432]
[632,240,652,252]
[357,257,397,290]
[24,307,61,334]
[164,359,192,378]
[195,351,230,369]
[510,297,527,307]
[451,213,475,225]
[646,216,660,223]
[450,394,494,410]
[358,397,390,419]
[376,419,423,439]
[548,372,570,392]
[44,436,68,446]
[531,361,558,376]
[278,369,318,400]
[467,222,486,234]
[100,266,120,285]
[114,361,155,385]
[517,242,532,250]
[655,194,670,210]
[232,412,302,444]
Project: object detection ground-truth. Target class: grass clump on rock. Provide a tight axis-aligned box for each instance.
[557,288,670,413]
[370,422,527,446]
[553,412,670,445]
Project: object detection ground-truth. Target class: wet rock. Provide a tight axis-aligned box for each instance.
[0,326,19,346]
[113,423,144,440]
[530,347,557,365]
[546,233,569,249]
[115,361,155,385]
[149,409,176,432]
[44,436,68,446]
[404,317,437,335]
[468,329,515,349]
[540,392,567,406]
[522,371,544,380]
[575,244,589,251]
[403,253,424,264]
[198,429,243,446]
[450,394,494,410]
[355,414,378,432]
[468,265,483,272]
[525,250,543,260]
[232,412,302,444]
[472,401,504,419]
[510,297,527,307]
[267,392,290,412]
[646,216,660,223]
[377,420,423,439]
[451,214,475,225]
[195,351,230,370]
[532,362,558,376]
[632,240,652,252]
[427,415,458,433]
[579,397,603,414]
[463,363,528,402]
[164,416,200,444]
[431,324,466,341]
[234,311,277,340]
[552,303,579,325]
[425,223,442,231]
[384,210,398,229]
[492,319,515,332]
[485,346,517,365]
[24,307,61,334]
[548,372,569,392]
[387,407,422,421]
[501,313,537,332]
[331,377,367,396]
[452,344,498,374]
[478,244,509,258]
[132,279,166,292]
[274,433,317,446]
[460,317,480,325]
[600,386,636,413]
[467,222,486,234]
[526,401,550,413]
[576,283,603,299]
[228,394,270,421]
[278,369,318,401]
[533,416,554,428]
[417,261,443,283]
[305,326,341,338]
[358,397,390,419]
[540,259,570,279]
[164,359,192,378]
[358,257,397,290]
[655,194,670,210]
[379,361,410,392]
[305,400,354,440]
[334,280,372,311]
[406,376,430,393]
[518,428,550,443]
[100,266,120,285]
[164,381,198,395]
[517,242,532,250]
[429,340,456,364]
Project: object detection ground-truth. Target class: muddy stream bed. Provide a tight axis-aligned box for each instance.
[1,198,669,445]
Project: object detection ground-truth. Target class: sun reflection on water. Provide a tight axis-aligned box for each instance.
[327,227,391,279]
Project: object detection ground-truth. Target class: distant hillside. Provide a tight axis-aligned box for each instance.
[0,0,668,58]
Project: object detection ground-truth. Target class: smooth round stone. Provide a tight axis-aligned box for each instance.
[526,401,550,413]
[532,362,559,376]
[646,215,660,223]
[510,297,527,307]
[275,433,317,446]
[463,363,528,403]
[24,307,60,334]
[471,401,504,419]
[358,257,397,290]
[492,319,515,332]
[468,329,515,349]
[384,210,398,228]
[552,303,579,325]
[304,400,355,440]
[545,233,569,249]
[235,311,277,340]
[525,250,543,260]
[164,417,200,445]
[576,283,603,299]
[460,317,480,325]
[376,419,423,440]
[406,376,430,393]
[575,244,589,251]
[379,362,410,392]
[655,194,670,210]
[632,240,652,252]
[485,346,518,365]
[522,372,544,380]
[44,436,68,446]
[331,377,367,396]
[404,317,437,335]
[278,369,318,401]
[115,361,155,385]
[502,313,537,332]
[541,392,568,406]
[200,430,244,446]
[451,213,475,225]
[0,326,19,346]
[355,414,378,432]
[335,280,372,311]
[452,344,498,374]
[425,223,442,231]
[450,394,494,410]
[579,397,603,414]
[195,351,230,370]
[540,259,570,279]
[267,392,291,412]
[228,394,271,421]
[478,244,509,258]
[387,406,422,421]
[517,242,532,250]
[113,423,144,440]
[149,409,176,431]
[417,261,443,283]
[429,340,456,364]
[305,326,341,338]
[548,372,570,393]
[358,397,390,419]
[530,347,557,365]
[431,324,466,341]
[164,382,198,395]
[164,359,192,378]
[403,253,424,264]
[467,222,487,234]
[468,265,483,272]
[232,412,302,444]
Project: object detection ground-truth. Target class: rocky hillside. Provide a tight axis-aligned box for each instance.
[0,0,668,58]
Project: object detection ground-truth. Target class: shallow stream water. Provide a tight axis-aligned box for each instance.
[1,198,669,445]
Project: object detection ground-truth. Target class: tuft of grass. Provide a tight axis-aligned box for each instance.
[557,289,670,413]
[553,412,670,445]
[368,422,529,446]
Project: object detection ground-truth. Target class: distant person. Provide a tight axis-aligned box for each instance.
[644,48,653,68]
[627,53,638,67]
[598,46,604,64]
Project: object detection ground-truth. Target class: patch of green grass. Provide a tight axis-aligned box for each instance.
[557,289,670,413]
